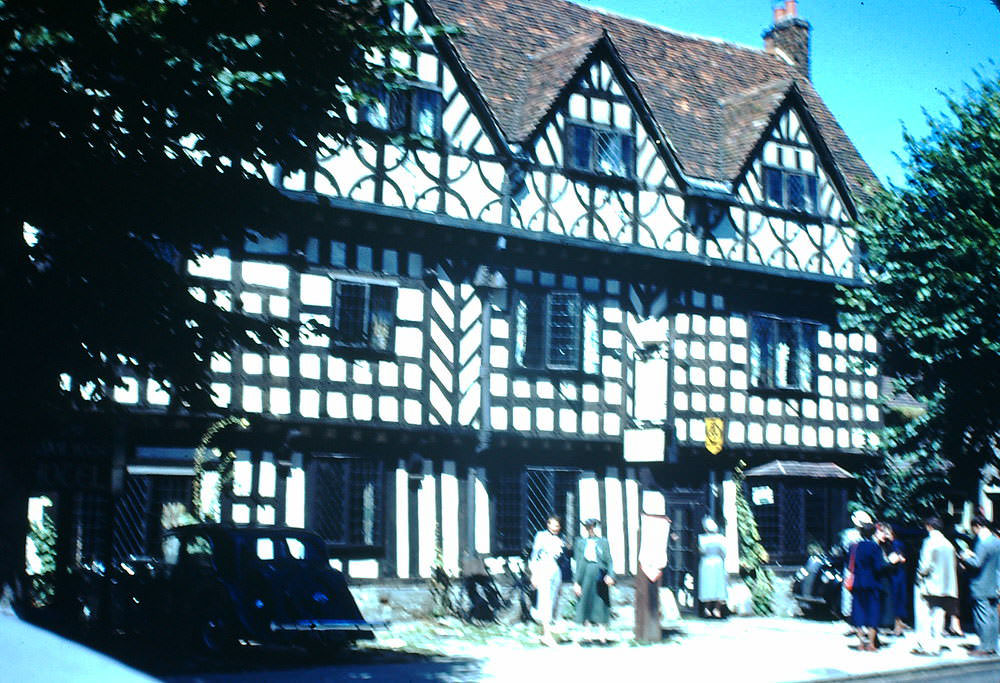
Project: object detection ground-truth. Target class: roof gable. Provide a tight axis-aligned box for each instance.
[519,33,685,188]
[424,0,879,202]
[728,83,857,218]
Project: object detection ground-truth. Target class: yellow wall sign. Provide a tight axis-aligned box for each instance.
[705,418,724,454]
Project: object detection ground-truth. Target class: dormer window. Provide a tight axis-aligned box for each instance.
[764,167,819,214]
[362,84,443,139]
[566,121,635,178]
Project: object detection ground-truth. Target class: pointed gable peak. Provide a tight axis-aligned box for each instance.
[719,78,797,182]
[515,31,605,140]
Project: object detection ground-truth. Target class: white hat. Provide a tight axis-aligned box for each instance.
[851,510,873,527]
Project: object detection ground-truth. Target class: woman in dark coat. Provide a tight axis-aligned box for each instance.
[880,524,908,635]
[573,518,615,643]
[851,523,892,650]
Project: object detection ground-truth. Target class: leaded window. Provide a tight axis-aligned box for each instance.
[332,280,396,352]
[566,121,635,178]
[308,456,384,549]
[513,291,600,373]
[362,84,443,140]
[764,167,819,213]
[493,466,581,555]
[749,315,819,392]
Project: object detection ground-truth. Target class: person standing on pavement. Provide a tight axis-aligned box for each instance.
[698,517,727,619]
[573,518,614,643]
[529,514,567,647]
[959,515,1000,656]
[839,510,872,625]
[879,524,908,636]
[851,522,895,651]
[912,517,958,656]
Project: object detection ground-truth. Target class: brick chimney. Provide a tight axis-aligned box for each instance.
[763,0,811,79]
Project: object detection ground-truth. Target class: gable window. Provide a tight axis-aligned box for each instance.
[566,121,635,178]
[307,456,384,550]
[362,84,443,139]
[332,280,396,352]
[514,291,600,373]
[749,315,819,392]
[764,167,819,213]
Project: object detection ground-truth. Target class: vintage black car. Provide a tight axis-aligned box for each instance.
[111,524,381,653]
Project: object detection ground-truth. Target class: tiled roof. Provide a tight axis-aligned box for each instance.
[424,0,880,204]
[745,461,855,479]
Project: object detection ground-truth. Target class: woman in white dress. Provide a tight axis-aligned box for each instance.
[698,517,728,618]
[530,515,566,646]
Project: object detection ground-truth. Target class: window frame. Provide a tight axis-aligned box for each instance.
[330,277,398,358]
[361,82,444,142]
[306,455,386,556]
[748,313,820,395]
[564,119,636,180]
[763,165,820,215]
[512,289,601,376]
[492,466,582,556]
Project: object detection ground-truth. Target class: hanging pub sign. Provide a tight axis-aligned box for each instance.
[705,417,724,454]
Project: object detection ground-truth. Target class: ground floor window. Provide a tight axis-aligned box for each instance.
[307,455,385,551]
[492,466,581,555]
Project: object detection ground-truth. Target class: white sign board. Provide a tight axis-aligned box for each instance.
[624,428,665,463]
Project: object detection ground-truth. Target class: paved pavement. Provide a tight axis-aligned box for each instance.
[0,612,157,683]
[3,610,999,682]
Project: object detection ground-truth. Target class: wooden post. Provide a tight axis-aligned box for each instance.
[634,513,670,643]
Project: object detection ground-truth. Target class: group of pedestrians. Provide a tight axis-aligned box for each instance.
[528,515,614,647]
[842,511,1000,657]
[911,515,1000,657]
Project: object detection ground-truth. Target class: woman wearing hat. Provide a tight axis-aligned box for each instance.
[573,518,615,643]
[698,517,728,618]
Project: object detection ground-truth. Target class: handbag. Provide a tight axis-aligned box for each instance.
[844,546,856,592]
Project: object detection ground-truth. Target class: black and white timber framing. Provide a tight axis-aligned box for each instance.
[56,1,882,591]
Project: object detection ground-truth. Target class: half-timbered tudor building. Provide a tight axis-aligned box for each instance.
[40,0,884,609]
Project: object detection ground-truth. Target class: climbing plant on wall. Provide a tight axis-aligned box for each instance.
[734,460,776,615]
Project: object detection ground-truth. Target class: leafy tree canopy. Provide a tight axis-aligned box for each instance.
[841,70,1000,504]
[0,0,413,442]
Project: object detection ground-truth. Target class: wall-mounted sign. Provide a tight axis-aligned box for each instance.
[752,485,774,506]
[624,427,665,463]
[705,417,724,454]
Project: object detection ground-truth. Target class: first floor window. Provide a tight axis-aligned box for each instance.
[566,121,635,178]
[764,167,819,214]
[749,314,819,392]
[514,290,600,373]
[332,280,396,352]
[308,456,384,548]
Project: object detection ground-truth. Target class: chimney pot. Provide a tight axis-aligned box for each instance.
[763,2,811,79]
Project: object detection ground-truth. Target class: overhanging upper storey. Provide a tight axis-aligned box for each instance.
[271,0,880,285]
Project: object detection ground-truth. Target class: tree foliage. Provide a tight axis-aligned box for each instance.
[841,70,1000,503]
[0,0,413,440]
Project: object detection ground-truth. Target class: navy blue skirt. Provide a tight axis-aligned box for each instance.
[851,587,881,628]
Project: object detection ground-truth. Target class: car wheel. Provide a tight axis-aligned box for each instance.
[192,606,235,655]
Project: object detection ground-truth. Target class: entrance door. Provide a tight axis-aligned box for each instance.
[663,491,707,615]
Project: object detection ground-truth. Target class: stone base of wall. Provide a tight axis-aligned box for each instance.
[348,573,797,624]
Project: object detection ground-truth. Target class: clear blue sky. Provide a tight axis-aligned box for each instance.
[585,0,1000,186]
